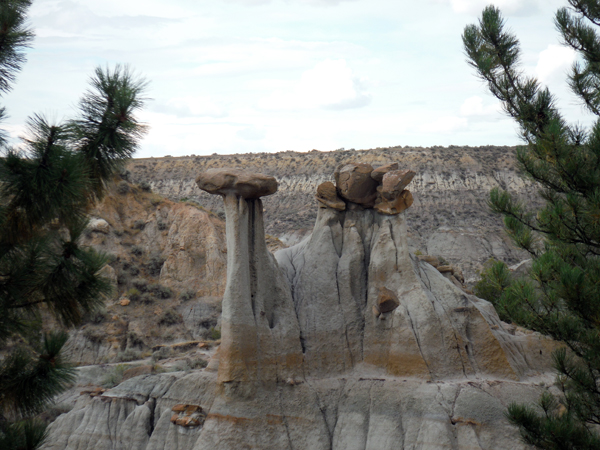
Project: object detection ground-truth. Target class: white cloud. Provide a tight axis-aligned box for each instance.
[258,59,371,111]
[535,44,576,84]
[460,96,500,116]
[32,0,178,36]
[154,96,228,119]
[433,0,540,15]
[419,116,468,133]
[236,126,266,140]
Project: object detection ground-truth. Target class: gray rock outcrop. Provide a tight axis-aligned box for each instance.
[43,165,558,450]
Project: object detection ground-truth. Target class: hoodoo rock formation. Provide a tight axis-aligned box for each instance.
[43,163,559,450]
[195,168,304,384]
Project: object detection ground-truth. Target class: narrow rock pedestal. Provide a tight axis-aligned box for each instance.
[196,169,303,384]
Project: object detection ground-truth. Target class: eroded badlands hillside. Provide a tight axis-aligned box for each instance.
[42,165,557,450]
[127,145,537,280]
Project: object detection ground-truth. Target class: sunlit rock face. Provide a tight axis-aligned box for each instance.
[42,165,558,450]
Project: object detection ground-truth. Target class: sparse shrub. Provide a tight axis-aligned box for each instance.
[145,254,165,276]
[140,293,154,305]
[131,245,143,257]
[117,348,142,362]
[151,346,173,362]
[150,194,162,206]
[39,402,74,425]
[157,219,168,231]
[132,278,149,292]
[102,364,127,387]
[83,327,104,343]
[119,169,131,181]
[117,269,128,285]
[159,308,182,326]
[113,229,124,237]
[106,253,118,264]
[179,197,189,202]
[117,180,130,195]
[414,250,423,256]
[209,327,221,340]
[149,283,172,299]
[128,264,140,276]
[437,256,449,266]
[180,289,196,301]
[88,307,108,324]
[169,360,191,372]
[190,357,208,369]
[132,220,145,230]
[127,331,145,348]
[138,181,151,192]
[126,288,140,302]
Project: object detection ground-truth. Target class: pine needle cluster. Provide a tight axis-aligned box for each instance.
[464,1,600,448]
[0,1,148,448]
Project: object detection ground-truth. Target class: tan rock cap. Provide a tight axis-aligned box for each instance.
[334,163,378,207]
[371,162,399,183]
[315,181,346,211]
[374,189,414,215]
[380,170,416,200]
[196,168,277,199]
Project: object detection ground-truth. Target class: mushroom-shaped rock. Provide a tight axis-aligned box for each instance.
[334,163,378,207]
[196,168,277,199]
[315,181,346,211]
[371,162,399,183]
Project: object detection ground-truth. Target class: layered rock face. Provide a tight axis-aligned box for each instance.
[127,146,538,280]
[43,164,557,450]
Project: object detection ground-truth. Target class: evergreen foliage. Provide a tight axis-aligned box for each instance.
[0,1,148,448]
[473,258,511,321]
[464,2,600,448]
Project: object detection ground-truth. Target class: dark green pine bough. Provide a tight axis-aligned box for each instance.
[0,1,148,449]
[464,1,600,449]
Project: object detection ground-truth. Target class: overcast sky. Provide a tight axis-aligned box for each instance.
[1,0,592,157]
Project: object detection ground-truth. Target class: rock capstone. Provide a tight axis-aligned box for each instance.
[315,181,346,211]
[334,163,378,207]
[374,189,414,215]
[379,169,416,200]
[371,162,399,183]
[196,168,277,199]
